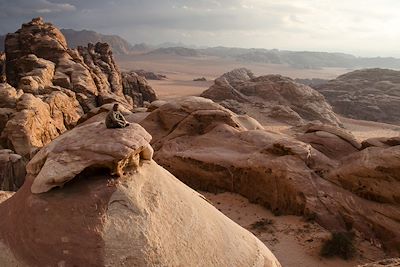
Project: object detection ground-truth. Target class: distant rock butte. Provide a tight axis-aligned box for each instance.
[201,68,341,126]
[0,120,280,267]
[314,68,400,125]
[61,28,134,55]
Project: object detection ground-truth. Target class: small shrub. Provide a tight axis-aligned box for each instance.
[250,218,274,231]
[320,232,356,260]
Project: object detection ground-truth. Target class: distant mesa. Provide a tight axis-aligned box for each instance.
[133,69,167,80]
[201,68,341,126]
[193,77,207,82]
[314,68,400,125]
[146,47,200,57]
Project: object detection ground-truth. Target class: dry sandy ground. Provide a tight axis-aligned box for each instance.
[202,192,388,267]
[116,54,351,101]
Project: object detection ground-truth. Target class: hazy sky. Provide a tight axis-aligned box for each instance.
[0,0,399,57]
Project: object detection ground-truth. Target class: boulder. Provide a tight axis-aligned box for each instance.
[27,121,153,193]
[0,120,280,267]
[0,149,26,191]
[0,83,22,109]
[2,92,83,157]
[122,71,157,106]
[295,123,361,159]
[201,68,341,126]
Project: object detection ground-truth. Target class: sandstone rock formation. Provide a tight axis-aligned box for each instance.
[28,121,153,193]
[0,149,26,191]
[0,120,280,267]
[2,91,83,157]
[314,68,400,125]
[0,52,5,83]
[122,71,157,106]
[294,123,361,160]
[362,136,400,149]
[201,68,341,126]
[4,18,156,110]
[0,17,158,180]
[139,96,400,253]
[0,191,13,204]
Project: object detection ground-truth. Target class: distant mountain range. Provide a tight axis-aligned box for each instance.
[1,29,400,69]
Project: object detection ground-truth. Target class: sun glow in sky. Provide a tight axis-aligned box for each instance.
[1,0,400,57]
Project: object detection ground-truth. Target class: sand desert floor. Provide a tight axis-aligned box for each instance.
[202,192,387,267]
[117,56,399,266]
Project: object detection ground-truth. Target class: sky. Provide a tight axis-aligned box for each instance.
[0,0,400,57]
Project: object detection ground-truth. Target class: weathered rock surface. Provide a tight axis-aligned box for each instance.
[28,121,153,193]
[122,71,157,106]
[0,191,14,204]
[140,97,400,253]
[2,92,83,157]
[362,137,400,149]
[0,52,5,83]
[328,146,400,205]
[201,68,341,126]
[314,68,400,125]
[0,83,22,109]
[358,258,400,267]
[0,149,26,191]
[0,120,280,267]
[294,123,361,159]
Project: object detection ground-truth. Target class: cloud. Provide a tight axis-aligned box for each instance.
[0,0,400,57]
[0,0,76,16]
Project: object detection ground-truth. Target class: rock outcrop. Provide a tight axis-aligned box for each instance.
[0,18,158,186]
[2,92,83,157]
[0,150,26,191]
[0,191,14,204]
[0,52,5,83]
[314,68,400,125]
[139,96,400,253]
[0,120,280,267]
[122,71,157,106]
[201,68,341,126]
[294,123,361,160]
